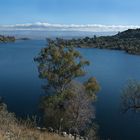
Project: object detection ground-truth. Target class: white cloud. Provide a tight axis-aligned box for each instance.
[0,22,140,32]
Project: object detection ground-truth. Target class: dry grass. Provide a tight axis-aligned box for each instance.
[0,129,68,140]
[0,104,68,140]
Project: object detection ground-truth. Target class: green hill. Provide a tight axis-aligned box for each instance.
[56,28,140,55]
[115,29,140,39]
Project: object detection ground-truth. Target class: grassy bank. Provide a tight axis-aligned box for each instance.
[0,103,68,140]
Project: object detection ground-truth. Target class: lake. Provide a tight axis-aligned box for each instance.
[0,40,140,140]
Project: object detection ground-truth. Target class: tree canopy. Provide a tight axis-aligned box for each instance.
[35,38,89,94]
[53,29,140,55]
[35,38,100,138]
[121,80,140,113]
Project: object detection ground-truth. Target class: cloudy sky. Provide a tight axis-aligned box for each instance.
[0,0,139,31]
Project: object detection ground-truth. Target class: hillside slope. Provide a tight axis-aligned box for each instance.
[57,28,140,55]
[0,103,68,140]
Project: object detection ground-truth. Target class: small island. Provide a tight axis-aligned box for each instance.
[56,28,140,55]
[0,35,15,42]
[17,37,31,40]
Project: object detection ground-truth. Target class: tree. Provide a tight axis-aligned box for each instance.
[84,77,100,100]
[40,81,99,136]
[121,80,140,113]
[35,38,99,138]
[35,38,89,94]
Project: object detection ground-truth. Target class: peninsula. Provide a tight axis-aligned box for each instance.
[57,29,140,55]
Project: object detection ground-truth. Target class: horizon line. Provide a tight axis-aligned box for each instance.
[0,22,140,32]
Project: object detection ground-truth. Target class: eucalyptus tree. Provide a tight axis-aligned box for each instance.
[35,38,89,94]
[35,38,99,138]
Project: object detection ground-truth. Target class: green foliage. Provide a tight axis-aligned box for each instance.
[55,29,140,55]
[35,38,89,93]
[35,38,100,138]
[40,81,99,134]
[84,77,100,99]
[0,35,15,42]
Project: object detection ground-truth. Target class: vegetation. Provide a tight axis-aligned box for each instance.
[35,38,90,94]
[0,102,67,140]
[121,80,140,113]
[55,29,140,55]
[35,38,100,139]
[0,35,15,42]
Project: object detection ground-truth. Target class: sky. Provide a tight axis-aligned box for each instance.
[0,0,140,32]
[0,0,139,25]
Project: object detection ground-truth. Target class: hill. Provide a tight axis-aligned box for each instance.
[115,29,140,39]
[57,29,140,55]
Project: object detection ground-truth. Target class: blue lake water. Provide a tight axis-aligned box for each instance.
[0,40,140,140]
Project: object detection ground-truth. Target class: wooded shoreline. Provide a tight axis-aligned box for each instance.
[54,29,140,55]
[1,28,140,55]
[0,35,15,42]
